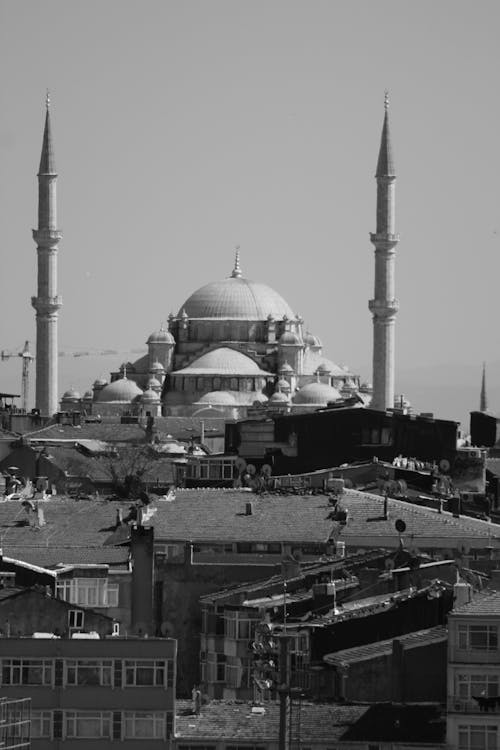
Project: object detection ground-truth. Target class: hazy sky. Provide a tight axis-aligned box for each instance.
[0,0,499,420]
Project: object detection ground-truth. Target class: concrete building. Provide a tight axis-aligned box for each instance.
[369,92,399,412]
[447,588,500,750]
[31,94,62,418]
[0,636,176,748]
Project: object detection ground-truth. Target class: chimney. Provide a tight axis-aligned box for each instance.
[116,508,123,527]
[245,501,254,516]
[454,578,472,607]
[36,504,46,527]
[383,493,389,520]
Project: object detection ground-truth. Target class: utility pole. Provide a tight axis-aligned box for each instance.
[278,634,291,750]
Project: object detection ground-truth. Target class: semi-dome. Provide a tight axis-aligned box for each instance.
[147,376,162,389]
[196,391,237,405]
[172,347,271,376]
[292,382,341,406]
[97,377,143,403]
[147,328,175,345]
[179,258,294,320]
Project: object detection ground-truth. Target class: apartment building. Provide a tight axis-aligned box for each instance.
[0,636,176,749]
[447,586,500,750]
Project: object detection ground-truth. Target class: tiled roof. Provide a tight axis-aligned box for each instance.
[451,590,500,616]
[174,699,367,743]
[25,417,225,443]
[0,498,131,568]
[324,626,447,666]
[3,546,129,568]
[175,700,445,744]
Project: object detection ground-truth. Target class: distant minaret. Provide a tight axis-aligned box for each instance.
[31,92,62,417]
[369,92,400,411]
[480,362,488,412]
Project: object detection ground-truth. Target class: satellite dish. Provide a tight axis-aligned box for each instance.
[235,457,247,473]
[247,464,256,476]
[439,458,451,473]
[261,464,272,478]
[395,519,406,534]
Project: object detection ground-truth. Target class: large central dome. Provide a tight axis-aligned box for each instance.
[179,255,295,320]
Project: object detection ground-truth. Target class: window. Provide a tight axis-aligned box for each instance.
[66,660,113,687]
[65,711,112,739]
[458,724,497,750]
[458,625,499,651]
[124,660,167,687]
[123,711,166,739]
[112,622,120,636]
[56,577,116,607]
[31,711,52,739]
[68,610,84,629]
[458,673,499,700]
[2,659,52,686]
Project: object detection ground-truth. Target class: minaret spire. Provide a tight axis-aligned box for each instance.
[480,362,488,412]
[369,93,400,411]
[31,94,62,417]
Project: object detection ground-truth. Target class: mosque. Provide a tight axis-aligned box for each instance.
[61,250,369,419]
[34,94,399,420]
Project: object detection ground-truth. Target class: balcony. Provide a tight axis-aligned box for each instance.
[448,696,500,714]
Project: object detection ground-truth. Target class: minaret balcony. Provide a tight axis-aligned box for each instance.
[370,232,400,247]
[368,298,399,318]
[32,228,62,245]
[31,295,63,315]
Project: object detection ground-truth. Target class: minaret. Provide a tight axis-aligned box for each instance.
[480,362,488,412]
[369,92,399,411]
[31,92,62,417]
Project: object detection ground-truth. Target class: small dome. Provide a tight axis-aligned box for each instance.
[270,390,290,403]
[304,332,322,348]
[196,391,237,405]
[252,392,269,403]
[359,382,373,392]
[83,390,93,400]
[150,361,165,373]
[147,328,175,345]
[141,388,160,403]
[147,376,162,389]
[62,387,81,401]
[277,378,291,391]
[293,382,341,406]
[316,362,332,375]
[279,331,302,346]
[93,377,108,388]
[279,362,294,374]
[97,377,143,403]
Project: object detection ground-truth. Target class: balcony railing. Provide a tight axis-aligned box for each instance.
[448,696,500,714]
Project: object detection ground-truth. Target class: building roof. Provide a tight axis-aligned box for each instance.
[172,347,271,377]
[24,417,226,444]
[450,590,500,616]
[179,273,295,320]
[175,699,367,744]
[324,626,447,666]
[38,105,56,175]
[376,102,395,178]
[174,700,445,745]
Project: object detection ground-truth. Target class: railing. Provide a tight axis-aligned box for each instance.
[448,696,500,714]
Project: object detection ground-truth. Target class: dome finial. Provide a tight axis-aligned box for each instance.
[231,245,242,278]
[384,90,389,111]
[46,89,50,110]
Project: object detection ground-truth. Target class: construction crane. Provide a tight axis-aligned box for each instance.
[1,341,34,412]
